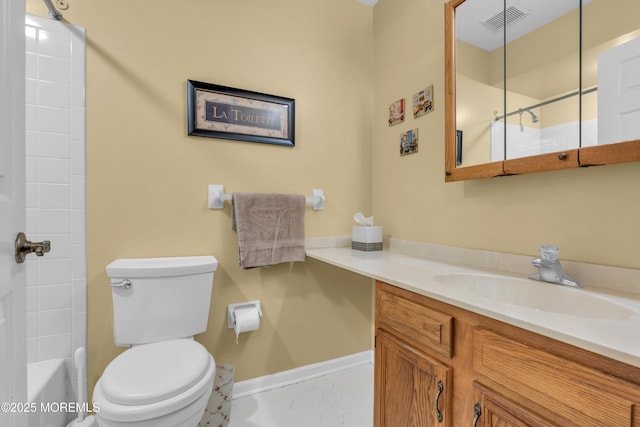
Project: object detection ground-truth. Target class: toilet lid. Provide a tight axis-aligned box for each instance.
[101,339,212,406]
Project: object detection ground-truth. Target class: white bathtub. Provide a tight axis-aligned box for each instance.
[27,359,68,427]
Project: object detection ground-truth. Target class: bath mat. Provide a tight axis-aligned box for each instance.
[198,363,234,427]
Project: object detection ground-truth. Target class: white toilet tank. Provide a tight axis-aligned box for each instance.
[106,256,218,346]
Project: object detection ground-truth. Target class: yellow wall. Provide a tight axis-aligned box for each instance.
[373,0,640,269]
[25,0,640,398]
[25,0,375,390]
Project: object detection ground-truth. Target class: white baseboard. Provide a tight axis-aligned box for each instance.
[232,350,374,399]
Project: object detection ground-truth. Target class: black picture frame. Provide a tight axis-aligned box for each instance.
[187,80,295,147]
[456,130,463,166]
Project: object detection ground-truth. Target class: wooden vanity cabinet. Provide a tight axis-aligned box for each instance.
[375,283,453,426]
[374,281,640,427]
[375,282,454,427]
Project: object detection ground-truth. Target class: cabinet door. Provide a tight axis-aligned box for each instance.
[473,383,556,427]
[375,329,452,427]
[474,328,640,426]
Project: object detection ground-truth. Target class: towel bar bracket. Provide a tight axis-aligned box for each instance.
[208,184,325,211]
[208,184,228,209]
[311,189,325,211]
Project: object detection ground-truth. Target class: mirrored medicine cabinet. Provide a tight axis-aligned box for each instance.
[444,0,640,182]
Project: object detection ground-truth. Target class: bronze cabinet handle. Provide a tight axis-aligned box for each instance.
[472,403,482,427]
[434,380,444,423]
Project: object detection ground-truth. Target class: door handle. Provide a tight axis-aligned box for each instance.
[15,232,51,263]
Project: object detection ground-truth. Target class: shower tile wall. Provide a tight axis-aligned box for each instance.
[24,15,86,368]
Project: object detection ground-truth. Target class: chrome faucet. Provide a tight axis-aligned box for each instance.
[529,245,583,288]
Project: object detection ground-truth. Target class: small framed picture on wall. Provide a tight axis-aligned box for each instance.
[412,85,434,118]
[388,98,405,126]
[400,128,418,156]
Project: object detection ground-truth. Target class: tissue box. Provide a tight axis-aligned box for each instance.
[352,226,383,251]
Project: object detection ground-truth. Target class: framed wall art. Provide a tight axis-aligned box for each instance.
[400,128,419,156]
[412,85,434,118]
[388,98,405,126]
[187,80,295,147]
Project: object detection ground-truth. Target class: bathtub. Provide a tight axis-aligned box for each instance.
[27,359,68,427]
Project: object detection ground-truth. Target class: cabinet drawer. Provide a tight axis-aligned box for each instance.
[376,286,453,359]
[474,328,640,426]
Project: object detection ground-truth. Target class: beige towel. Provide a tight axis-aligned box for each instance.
[231,192,306,268]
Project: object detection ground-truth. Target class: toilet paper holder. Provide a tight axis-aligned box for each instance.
[227,301,263,328]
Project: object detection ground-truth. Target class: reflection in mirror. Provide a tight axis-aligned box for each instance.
[454,0,580,167]
[446,0,640,181]
[583,0,640,147]
[455,0,504,167]
[502,1,580,161]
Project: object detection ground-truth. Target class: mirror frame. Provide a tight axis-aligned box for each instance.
[444,0,640,182]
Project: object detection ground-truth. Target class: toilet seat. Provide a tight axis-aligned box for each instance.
[101,339,211,405]
[94,339,215,423]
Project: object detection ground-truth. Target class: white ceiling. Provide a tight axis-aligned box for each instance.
[456,0,585,51]
[356,0,379,6]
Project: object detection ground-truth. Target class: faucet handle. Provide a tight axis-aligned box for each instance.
[537,245,559,261]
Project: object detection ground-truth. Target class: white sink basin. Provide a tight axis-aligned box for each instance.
[433,273,635,320]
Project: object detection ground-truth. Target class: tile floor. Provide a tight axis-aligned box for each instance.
[228,363,374,427]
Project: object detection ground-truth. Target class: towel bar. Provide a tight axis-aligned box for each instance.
[208,185,325,211]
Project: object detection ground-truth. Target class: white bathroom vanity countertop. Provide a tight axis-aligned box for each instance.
[305,245,640,369]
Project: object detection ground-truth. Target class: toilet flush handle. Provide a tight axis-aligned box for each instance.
[109,279,131,289]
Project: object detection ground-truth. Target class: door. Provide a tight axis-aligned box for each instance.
[375,329,452,427]
[0,0,27,425]
[598,37,640,145]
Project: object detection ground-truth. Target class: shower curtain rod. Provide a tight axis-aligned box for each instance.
[494,86,597,121]
[43,0,62,20]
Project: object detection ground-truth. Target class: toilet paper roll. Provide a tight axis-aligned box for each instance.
[234,306,260,343]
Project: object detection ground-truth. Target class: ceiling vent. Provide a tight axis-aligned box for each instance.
[481,4,530,31]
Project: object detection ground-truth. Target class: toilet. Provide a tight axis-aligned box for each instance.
[93,256,218,427]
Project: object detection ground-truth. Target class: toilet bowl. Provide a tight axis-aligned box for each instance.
[94,339,215,427]
[94,256,219,427]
